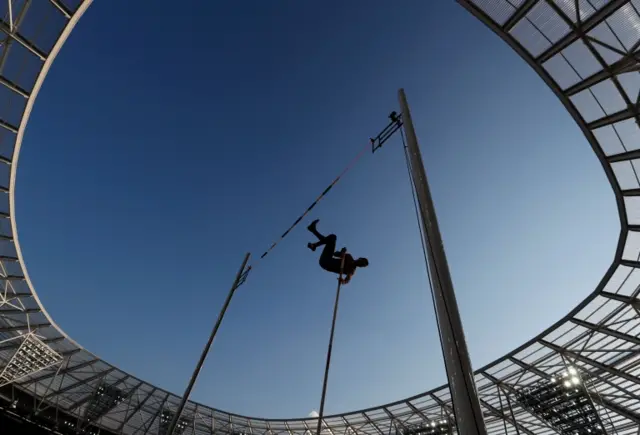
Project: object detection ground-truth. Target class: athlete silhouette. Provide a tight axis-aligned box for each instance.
[307,219,369,284]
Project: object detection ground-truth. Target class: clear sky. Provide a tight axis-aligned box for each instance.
[15,0,618,420]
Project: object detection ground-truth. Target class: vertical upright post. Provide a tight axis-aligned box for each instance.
[398,89,487,434]
[166,253,251,435]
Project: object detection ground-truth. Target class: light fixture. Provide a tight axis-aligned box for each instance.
[0,333,62,386]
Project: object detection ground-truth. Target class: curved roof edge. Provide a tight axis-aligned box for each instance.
[10,0,95,353]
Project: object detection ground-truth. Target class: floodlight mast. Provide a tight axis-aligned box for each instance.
[398,88,487,434]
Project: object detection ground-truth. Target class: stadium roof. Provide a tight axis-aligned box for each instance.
[2,0,640,434]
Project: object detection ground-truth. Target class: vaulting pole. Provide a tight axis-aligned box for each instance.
[316,254,347,435]
[167,253,251,435]
[398,89,487,434]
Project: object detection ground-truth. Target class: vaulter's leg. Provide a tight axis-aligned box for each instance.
[307,219,327,251]
[308,219,324,240]
[318,234,342,274]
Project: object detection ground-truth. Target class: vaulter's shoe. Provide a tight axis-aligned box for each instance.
[307,243,317,252]
[307,219,319,232]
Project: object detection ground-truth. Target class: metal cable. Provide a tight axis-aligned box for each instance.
[400,128,459,426]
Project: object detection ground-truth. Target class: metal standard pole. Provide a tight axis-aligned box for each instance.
[166,253,251,435]
[398,89,487,434]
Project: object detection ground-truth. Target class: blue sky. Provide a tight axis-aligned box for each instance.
[15,0,618,419]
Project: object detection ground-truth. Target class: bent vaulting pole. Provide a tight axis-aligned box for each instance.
[166,253,251,435]
[398,89,487,434]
